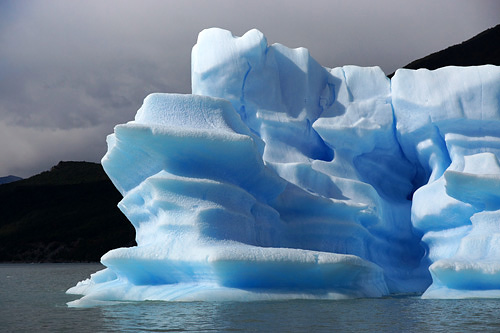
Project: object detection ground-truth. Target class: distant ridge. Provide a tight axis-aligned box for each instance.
[0,161,135,262]
[0,175,22,185]
[389,24,500,77]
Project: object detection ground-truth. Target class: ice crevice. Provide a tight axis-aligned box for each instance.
[68,28,500,306]
[238,60,252,121]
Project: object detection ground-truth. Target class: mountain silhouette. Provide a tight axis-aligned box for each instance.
[389,24,500,77]
[0,161,135,262]
[0,175,23,185]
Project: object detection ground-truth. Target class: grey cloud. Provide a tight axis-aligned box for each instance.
[0,0,499,177]
[0,122,109,177]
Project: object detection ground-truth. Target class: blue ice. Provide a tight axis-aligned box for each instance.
[67,29,500,306]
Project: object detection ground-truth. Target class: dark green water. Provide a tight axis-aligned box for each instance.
[2,263,500,332]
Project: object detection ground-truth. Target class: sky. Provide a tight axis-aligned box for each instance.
[0,0,499,178]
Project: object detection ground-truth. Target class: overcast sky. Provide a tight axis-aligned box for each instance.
[1,0,499,177]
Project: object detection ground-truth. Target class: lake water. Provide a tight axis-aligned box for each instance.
[2,263,500,332]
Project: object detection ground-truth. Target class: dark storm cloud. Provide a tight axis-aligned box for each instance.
[0,0,499,177]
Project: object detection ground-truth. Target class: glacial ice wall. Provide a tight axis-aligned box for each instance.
[68,28,500,306]
[392,67,500,298]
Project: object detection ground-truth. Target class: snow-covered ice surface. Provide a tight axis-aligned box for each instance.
[67,29,500,306]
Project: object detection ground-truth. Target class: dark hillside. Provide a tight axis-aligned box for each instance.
[0,161,135,262]
[389,24,500,77]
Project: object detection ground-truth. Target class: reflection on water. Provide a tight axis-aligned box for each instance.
[2,264,500,332]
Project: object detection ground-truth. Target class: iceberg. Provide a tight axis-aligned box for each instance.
[68,28,500,306]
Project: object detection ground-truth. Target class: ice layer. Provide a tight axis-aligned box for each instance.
[68,28,500,306]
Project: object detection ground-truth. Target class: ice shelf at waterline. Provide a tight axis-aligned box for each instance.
[68,28,500,306]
